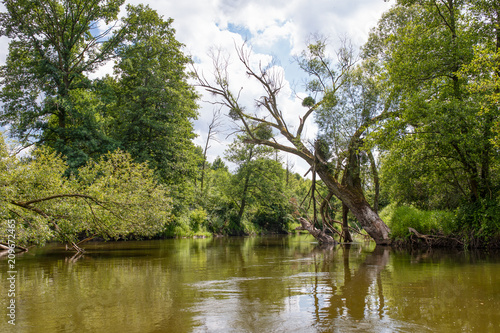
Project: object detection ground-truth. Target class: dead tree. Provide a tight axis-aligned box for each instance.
[200,108,223,193]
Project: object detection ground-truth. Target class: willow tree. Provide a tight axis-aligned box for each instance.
[195,41,392,245]
[0,141,172,252]
[315,62,385,242]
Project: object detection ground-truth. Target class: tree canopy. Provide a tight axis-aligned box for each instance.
[0,0,126,167]
[102,4,200,185]
[366,0,500,208]
[0,142,172,251]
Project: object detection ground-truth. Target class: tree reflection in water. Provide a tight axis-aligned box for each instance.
[314,245,390,329]
[4,237,500,332]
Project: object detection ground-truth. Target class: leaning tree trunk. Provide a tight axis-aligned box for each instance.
[316,165,391,245]
[342,203,353,243]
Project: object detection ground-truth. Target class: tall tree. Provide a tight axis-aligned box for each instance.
[103,4,200,185]
[315,63,384,241]
[366,0,499,208]
[0,0,125,167]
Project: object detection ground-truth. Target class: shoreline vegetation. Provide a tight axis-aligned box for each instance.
[1,1,500,252]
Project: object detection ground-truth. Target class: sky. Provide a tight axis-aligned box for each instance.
[0,0,394,175]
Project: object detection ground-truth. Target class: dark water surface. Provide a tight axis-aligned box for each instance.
[1,235,500,332]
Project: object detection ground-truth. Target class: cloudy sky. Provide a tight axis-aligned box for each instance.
[159,0,393,174]
[0,0,394,174]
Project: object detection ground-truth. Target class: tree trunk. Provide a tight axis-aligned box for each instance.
[237,147,254,225]
[237,172,251,224]
[367,150,379,213]
[342,203,353,243]
[0,242,28,253]
[316,165,391,245]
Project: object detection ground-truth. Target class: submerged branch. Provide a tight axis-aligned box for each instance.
[297,217,337,244]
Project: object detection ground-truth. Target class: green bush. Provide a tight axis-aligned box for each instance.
[380,203,454,239]
[453,199,500,245]
[252,204,290,233]
[161,216,190,238]
[202,206,243,236]
[160,209,211,238]
[189,208,208,233]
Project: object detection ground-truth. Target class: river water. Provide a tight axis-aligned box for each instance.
[1,235,499,332]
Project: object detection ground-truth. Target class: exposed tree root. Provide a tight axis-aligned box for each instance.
[398,228,464,248]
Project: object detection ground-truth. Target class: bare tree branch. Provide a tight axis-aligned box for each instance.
[192,39,393,244]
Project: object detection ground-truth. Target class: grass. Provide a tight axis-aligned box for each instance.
[379,203,455,240]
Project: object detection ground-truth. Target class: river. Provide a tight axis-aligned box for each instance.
[1,235,499,332]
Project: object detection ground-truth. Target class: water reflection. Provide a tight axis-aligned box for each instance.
[0,236,499,332]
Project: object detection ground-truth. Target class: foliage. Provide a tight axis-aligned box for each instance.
[379,145,463,210]
[0,2,201,239]
[192,161,234,235]
[0,142,172,247]
[367,0,500,213]
[453,199,500,246]
[315,65,381,159]
[102,4,200,185]
[223,133,288,234]
[0,0,125,168]
[364,0,500,246]
[379,204,455,240]
[459,45,500,147]
[252,203,293,233]
[190,140,306,236]
[0,1,200,187]
[189,207,208,233]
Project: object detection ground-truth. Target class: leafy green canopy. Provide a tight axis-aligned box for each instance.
[223,132,287,233]
[101,4,200,185]
[0,0,125,168]
[367,0,500,208]
[0,139,172,247]
[0,1,200,184]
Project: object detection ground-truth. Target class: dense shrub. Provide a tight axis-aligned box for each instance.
[380,203,455,240]
[189,208,208,233]
[453,199,500,247]
[252,204,291,233]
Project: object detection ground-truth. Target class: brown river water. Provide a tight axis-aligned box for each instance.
[1,235,499,332]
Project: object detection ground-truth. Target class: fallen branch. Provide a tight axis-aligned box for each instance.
[0,242,29,252]
[77,236,96,246]
[10,201,86,253]
[298,217,337,244]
